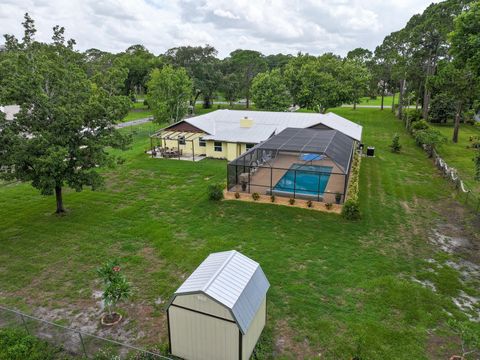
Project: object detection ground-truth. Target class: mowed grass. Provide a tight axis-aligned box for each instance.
[120,101,153,122]
[0,109,478,359]
[430,123,480,194]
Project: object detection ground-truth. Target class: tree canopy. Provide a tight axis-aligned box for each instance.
[0,14,131,213]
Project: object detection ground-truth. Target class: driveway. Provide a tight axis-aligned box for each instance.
[115,117,153,129]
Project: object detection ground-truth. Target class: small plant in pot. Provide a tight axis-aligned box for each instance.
[252,192,260,201]
[335,192,342,204]
[234,192,240,199]
[306,200,313,208]
[97,260,132,326]
[270,195,275,203]
[289,198,295,205]
[325,202,333,210]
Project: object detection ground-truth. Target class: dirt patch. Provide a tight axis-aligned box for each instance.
[274,319,321,359]
[426,330,462,360]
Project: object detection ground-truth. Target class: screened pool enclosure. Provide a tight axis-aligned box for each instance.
[227,128,356,204]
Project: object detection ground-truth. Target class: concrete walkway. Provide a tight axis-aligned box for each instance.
[115,117,153,129]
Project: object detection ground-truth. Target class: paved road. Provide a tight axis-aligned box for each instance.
[115,117,153,129]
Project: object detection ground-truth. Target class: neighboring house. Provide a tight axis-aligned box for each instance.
[0,105,20,121]
[151,109,362,161]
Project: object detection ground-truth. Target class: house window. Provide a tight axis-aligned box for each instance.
[214,141,222,152]
[199,138,206,147]
[179,136,186,145]
[246,143,255,150]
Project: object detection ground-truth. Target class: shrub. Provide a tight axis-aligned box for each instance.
[411,119,429,132]
[289,198,295,205]
[234,192,240,199]
[97,260,132,319]
[429,93,457,123]
[390,133,401,153]
[402,109,422,123]
[414,128,447,156]
[0,328,63,360]
[341,200,361,220]
[207,183,224,201]
[270,195,275,202]
[325,202,333,210]
[252,192,260,201]
[306,200,313,208]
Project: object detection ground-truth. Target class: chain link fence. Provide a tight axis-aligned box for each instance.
[0,305,171,359]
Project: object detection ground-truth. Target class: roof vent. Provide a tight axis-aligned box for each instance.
[240,116,253,128]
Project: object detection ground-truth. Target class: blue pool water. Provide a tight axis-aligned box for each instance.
[273,164,333,196]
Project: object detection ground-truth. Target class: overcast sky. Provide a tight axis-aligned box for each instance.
[0,0,437,58]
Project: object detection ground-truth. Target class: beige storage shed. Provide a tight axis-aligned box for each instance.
[166,250,270,360]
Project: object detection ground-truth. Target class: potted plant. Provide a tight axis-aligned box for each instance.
[325,202,333,210]
[306,200,313,208]
[234,192,240,199]
[289,198,295,205]
[270,195,275,203]
[97,260,132,326]
[252,192,260,201]
[335,192,342,204]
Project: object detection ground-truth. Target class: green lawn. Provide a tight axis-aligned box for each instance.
[0,109,479,359]
[120,102,153,123]
[430,123,480,194]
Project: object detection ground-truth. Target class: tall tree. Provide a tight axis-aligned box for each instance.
[450,1,480,75]
[146,65,192,124]
[165,45,220,109]
[342,60,371,110]
[251,69,291,111]
[428,61,478,142]
[228,50,268,108]
[0,15,131,213]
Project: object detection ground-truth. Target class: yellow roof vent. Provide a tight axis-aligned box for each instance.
[240,116,254,128]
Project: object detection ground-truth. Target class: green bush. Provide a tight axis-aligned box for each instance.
[0,328,63,360]
[390,133,401,153]
[341,200,361,220]
[429,93,457,123]
[411,119,429,132]
[402,109,422,123]
[207,183,224,201]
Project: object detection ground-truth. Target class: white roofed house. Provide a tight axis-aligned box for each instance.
[149,109,362,161]
[0,105,20,121]
[166,250,270,360]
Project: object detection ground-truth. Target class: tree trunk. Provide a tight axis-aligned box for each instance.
[380,83,385,110]
[422,89,431,120]
[353,102,357,110]
[398,79,406,119]
[453,103,463,143]
[55,186,65,213]
[391,92,396,112]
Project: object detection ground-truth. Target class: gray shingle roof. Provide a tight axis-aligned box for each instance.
[169,250,270,334]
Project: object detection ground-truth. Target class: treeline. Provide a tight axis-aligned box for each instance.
[368,0,480,143]
[81,44,370,119]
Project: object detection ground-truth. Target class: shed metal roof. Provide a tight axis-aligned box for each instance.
[169,250,270,334]
[175,109,362,142]
[255,127,355,173]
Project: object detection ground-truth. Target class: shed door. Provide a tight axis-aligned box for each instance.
[169,306,239,360]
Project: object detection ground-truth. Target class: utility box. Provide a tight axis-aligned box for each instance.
[367,146,375,157]
[167,250,270,360]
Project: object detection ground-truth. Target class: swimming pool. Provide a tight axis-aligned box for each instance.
[273,164,333,196]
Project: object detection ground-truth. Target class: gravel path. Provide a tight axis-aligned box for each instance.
[115,117,152,129]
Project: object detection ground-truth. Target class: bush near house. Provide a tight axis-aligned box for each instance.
[0,328,66,360]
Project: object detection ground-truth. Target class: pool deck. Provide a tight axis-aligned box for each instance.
[229,154,347,204]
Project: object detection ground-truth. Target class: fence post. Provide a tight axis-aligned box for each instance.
[78,332,88,358]
[20,314,30,335]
